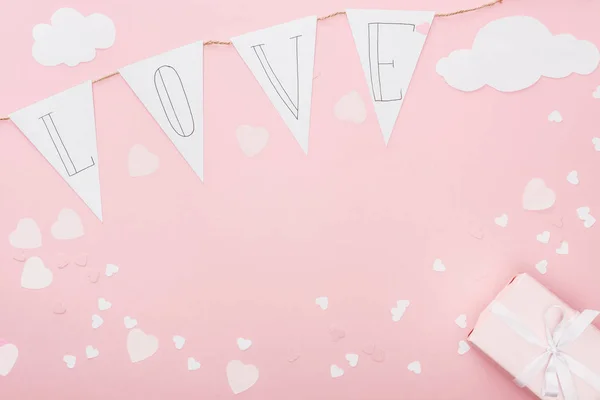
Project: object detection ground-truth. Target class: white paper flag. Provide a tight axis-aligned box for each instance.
[119,42,204,180]
[10,81,102,220]
[346,10,434,144]
[232,17,317,154]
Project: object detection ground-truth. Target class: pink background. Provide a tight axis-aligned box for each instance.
[1,0,600,399]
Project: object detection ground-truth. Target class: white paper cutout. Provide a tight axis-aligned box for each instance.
[577,206,596,228]
[548,110,563,123]
[593,86,600,99]
[437,16,600,92]
[407,361,422,374]
[432,258,446,272]
[391,299,409,322]
[454,314,467,329]
[33,8,116,67]
[119,42,204,181]
[85,345,99,359]
[173,335,186,350]
[536,231,550,244]
[127,328,159,363]
[522,178,556,211]
[237,338,252,351]
[232,17,317,154]
[105,263,119,277]
[51,208,84,239]
[9,218,42,249]
[10,81,102,220]
[457,340,470,355]
[124,316,138,329]
[63,354,76,368]
[346,10,434,144]
[567,171,579,185]
[593,138,600,151]
[494,213,508,227]
[21,257,53,290]
[330,364,345,378]
[345,353,359,367]
[334,91,367,124]
[128,144,159,177]
[535,260,548,275]
[0,344,18,376]
[556,241,569,255]
[188,357,201,371]
[98,297,112,311]
[236,125,269,157]
[91,314,104,329]
[315,296,329,310]
[226,360,260,394]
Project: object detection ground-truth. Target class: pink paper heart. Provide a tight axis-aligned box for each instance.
[88,271,100,283]
[415,22,430,35]
[12,250,26,262]
[329,326,346,342]
[552,216,564,228]
[287,354,300,363]
[56,253,69,269]
[468,222,484,240]
[74,253,87,267]
[53,303,66,315]
[362,344,375,355]
[372,347,386,363]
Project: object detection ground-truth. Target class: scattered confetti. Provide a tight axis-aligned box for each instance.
[458,340,470,355]
[536,231,550,244]
[88,271,100,283]
[567,171,579,185]
[494,214,508,227]
[21,257,53,290]
[237,338,252,351]
[9,218,42,249]
[0,343,18,376]
[226,360,259,394]
[173,335,186,350]
[535,260,548,275]
[124,316,138,329]
[187,357,201,371]
[371,347,386,363]
[91,314,104,329]
[556,241,569,255]
[330,364,344,378]
[127,328,159,363]
[548,110,562,123]
[455,314,467,329]
[391,300,410,322]
[63,355,76,369]
[577,206,596,228]
[432,258,446,272]
[345,353,359,367]
[329,326,346,342]
[85,345,99,359]
[74,253,88,267]
[407,361,422,374]
[53,302,67,315]
[105,263,119,277]
[98,298,112,311]
[315,296,328,310]
[523,178,556,211]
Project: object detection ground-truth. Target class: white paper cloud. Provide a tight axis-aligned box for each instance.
[32,8,116,67]
[436,16,599,92]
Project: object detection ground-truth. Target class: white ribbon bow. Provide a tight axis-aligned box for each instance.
[490,302,600,400]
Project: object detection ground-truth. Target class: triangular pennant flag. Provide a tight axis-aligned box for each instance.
[346,10,434,144]
[232,17,317,154]
[119,42,204,180]
[10,81,103,220]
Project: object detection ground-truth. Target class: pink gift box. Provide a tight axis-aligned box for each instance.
[469,274,600,400]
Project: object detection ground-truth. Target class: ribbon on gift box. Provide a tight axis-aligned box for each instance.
[490,302,600,400]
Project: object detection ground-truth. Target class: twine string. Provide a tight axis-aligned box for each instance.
[0,0,502,121]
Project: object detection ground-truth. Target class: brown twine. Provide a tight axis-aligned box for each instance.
[0,0,503,122]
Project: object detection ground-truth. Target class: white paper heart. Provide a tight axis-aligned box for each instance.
[523,178,556,211]
[91,314,104,329]
[334,91,367,124]
[21,257,53,290]
[391,300,410,322]
[127,328,159,363]
[593,137,600,151]
[432,258,446,272]
[9,218,42,249]
[330,364,345,378]
[128,144,159,177]
[556,241,569,255]
[0,344,18,376]
[536,231,550,244]
[236,125,269,157]
[345,353,359,367]
[315,296,328,310]
[237,338,252,351]
[535,259,548,275]
[86,345,99,359]
[187,357,201,371]
[594,86,600,99]
[584,215,596,228]
[63,354,76,369]
[105,263,119,277]
[454,314,467,329]
[494,214,508,227]
[98,297,112,311]
[407,361,422,374]
[457,340,470,355]
[226,360,259,394]
[548,110,562,122]
[124,316,138,329]
[51,208,84,240]
[577,206,591,219]
[567,171,579,185]
[173,335,186,350]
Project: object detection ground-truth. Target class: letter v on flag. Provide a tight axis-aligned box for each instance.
[346,10,434,145]
[232,17,317,154]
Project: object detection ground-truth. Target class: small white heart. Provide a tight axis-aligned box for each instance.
[98,298,112,311]
[577,206,591,219]
[593,137,600,151]
[105,264,119,277]
[548,110,563,123]
[86,345,99,359]
[330,364,344,378]
[91,314,104,329]
[454,314,467,329]
[187,357,201,371]
[237,338,252,351]
[63,355,76,368]
[457,340,470,355]
[315,296,328,310]
[345,353,359,367]
[593,86,600,99]
[567,171,579,185]
[407,361,421,374]
[535,259,549,275]
[494,214,508,228]
[432,258,446,272]
[173,335,186,350]
[391,300,410,322]
[584,215,596,228]
[556,241,569,255]
[124,316,138,329]
[536,231,550,244]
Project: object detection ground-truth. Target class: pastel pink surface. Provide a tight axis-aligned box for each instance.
[0,0,600,399]
[469,274,600,400]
